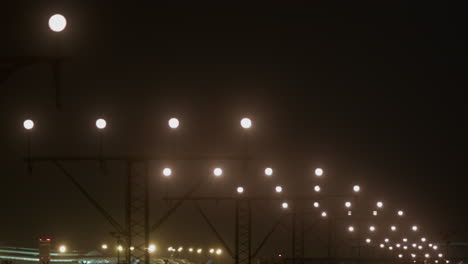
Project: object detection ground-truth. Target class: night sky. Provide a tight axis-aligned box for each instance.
[0,0,466,256]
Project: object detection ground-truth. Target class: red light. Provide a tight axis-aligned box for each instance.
[40,257,44,259]
[46,238,51,241]
[39,238,43,241]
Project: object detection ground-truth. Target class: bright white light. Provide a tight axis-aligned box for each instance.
[377,201,383,208]
[373,210,378,216]
[49,14,67,32]
[163,168,172,177]
[438,253,443,258]
[391,225,397,231]
[209,249,215,254]
[384,238,389,243]
[189,248,193,252]
[398,210,404,216]
[369,226,375,232]
[264,168,273,176]
[168,118,180,129]
[353,185,360,192]
[197,249,202,254]
[313,202,320,208]
[411,254,416,258]
[240,118,252,129]
[117,245,123,252]
[433,245,438,250]
[396,244,401,248]
[168,247,173,252]
[418,246,423,250]
[412,244,417,248]
[216,249,222,255]
[347,210,352,216]
[348,226,354,232]
[148,245,156,253]
[178,247,183,252]
[404,246,408,250]
[275,186,283,193]
[282,202,289,209]
[237,186,244,194]
[101,244,108,250]
[398,254,403,258]
[425,254,430,258]
[213,168,223,177]
[403,238,408,242]
[345,201,352,208]
[96,118,107,129]
[314,185,321,192]
[23,119,34,130]
[59,245,66,253]
[321,211,327,217]
[365,238,371,244]
[412,225,419,231]
[421,237,427,242]
[130,246,135,251]
[429,244,433,247]
[315,168,324,177]
[389,247,393,250]
[380,244,385,248]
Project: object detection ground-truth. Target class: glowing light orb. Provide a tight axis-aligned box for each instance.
[163,168,172,177]
[213,168,223,177]
[49,14,67,32]
[168,118,179,129]
[240,118,252,129]
[315,168,324,177]
[96,118,107,129]
[264,167,273,176]
[23,119,34,130]
[237,186,244,194]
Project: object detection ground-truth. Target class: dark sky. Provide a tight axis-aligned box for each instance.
[0,0,466,257]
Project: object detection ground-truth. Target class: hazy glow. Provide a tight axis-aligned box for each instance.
[189,248,193,252]
[425,254,430,258]
[117,245,123,252]
[209,249,215,254]
[433,245,438,250]
[216,249,222,255]
[380,244,385,248]
[49,14,67,32]
[197,249,202,254]
[148,245,156,253]
[178,247,183,252]
[384,238,389,243]
[398,210,404,216]
[418,246,423,250]
[421,238,427,242]
[389,247,394,250]
[365,238,371,243]
[391,225,397,231]
[96,118,107,129]
[23,119,34,130]
[348,226,354,232]
[315,168,324,177]
[369,226,375,232]
[373,210,378,216]
[412,244,417,248]
[314,185,321,192]
[237,186,244,194]
[353,185,360,192]
[101,244,108,250]
[275,186,283,193]
[438,253,443,258]
[213,168,223,177]
[412,225,419,231]
[264,168,273,176]
[168,118,179,129]
[163,168,172,177]
[281,202,289,209]
[396,244,401,248]
[240,118,252,129]
[313,202,319,208]
[130,246,135,251]
[345,201,352,208]
[321,211,327,217]
[59,246,66,253]
[398,254,403,258]
[377,201,383,208]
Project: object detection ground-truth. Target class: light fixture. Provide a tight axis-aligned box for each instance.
[163,168,172,177]
[396,244,401,248]
[377,201,383,208]
[373,210,378,216]
[96,118,107,129]
[168,118,180,129]
[59,245,66,253]
[101,244,108,250]
[23,119,34,130]
[314,185,321,192]
[421,238,427,242]
[380,244,385,248]
[275,186,283,193]
[48,14,67,32]
[398,210,404,216]
[240,118,252,129]
[313,202,320,208]
[237,186,244,194]
[412,225,419,231]
[391,225,397,231]
[321,211,327,217]
[148,245,156,253]
[365,238,371,244]
[117,245,123,252]
[197,249,202,254]
[384,238,389,243]
[353,185,360,192]
[264,168,273,176]
[281,202,289,209]
[348,226,355,232]
[369,226,376,232]
[216,249,222,255]
[345,201,352,208]
[213,168,223,177]
[403,238,408,242]
[315,168,324,177]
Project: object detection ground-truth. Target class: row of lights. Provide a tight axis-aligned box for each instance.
[167,247,223,255]
[101,244,157,253]
[346,224,419,233]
